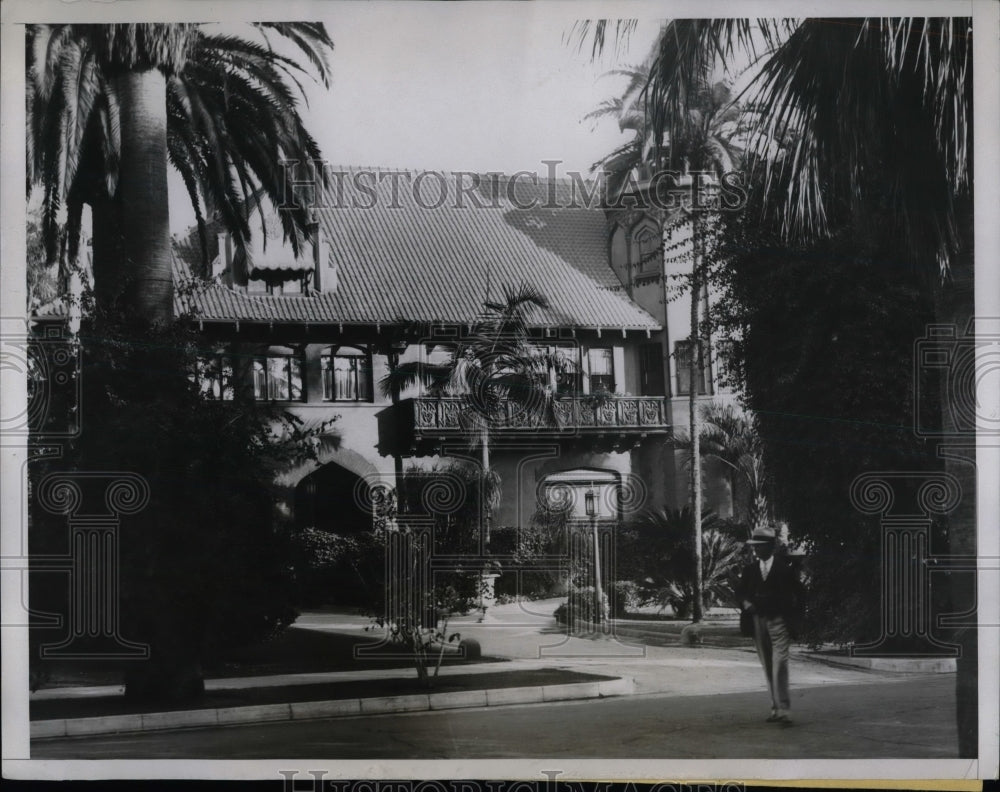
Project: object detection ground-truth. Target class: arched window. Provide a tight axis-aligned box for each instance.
[630,220,661,274]
[323,346,372,402]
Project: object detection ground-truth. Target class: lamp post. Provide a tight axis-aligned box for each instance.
[585,486,606,626]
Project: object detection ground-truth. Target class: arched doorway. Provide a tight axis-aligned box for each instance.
[537,468,621,611]
[292,462,382,607]
[294,462,370,533]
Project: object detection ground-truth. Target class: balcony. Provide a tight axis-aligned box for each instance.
[379,395,670,456]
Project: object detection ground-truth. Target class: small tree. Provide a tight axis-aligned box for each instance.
[364,468,483,687]
[380,283,562,591]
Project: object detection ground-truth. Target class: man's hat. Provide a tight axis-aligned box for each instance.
[747,525,776,544]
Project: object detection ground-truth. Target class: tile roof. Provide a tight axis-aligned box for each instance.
[183,169,657,331]
[44,168,661,333]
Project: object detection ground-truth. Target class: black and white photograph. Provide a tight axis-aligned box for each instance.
[1,0,998,784]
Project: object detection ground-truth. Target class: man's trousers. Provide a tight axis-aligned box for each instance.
[753,613,791,715]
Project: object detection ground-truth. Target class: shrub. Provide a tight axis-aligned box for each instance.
[609,580,640,617]
[491,523,567,601]
[291,526,385,607]
[365,523,481,687]
[553,586,609,626]
[623,508,742,618]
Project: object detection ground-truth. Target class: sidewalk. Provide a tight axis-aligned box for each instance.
[30,599,951,740]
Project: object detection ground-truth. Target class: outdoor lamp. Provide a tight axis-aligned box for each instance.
[584,487,604,626]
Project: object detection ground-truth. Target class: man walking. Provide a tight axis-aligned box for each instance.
[736,524,805,725]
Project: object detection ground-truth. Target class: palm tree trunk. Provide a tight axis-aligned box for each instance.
[113,68,188,700]
[690,216,704,623]
[101,68,173,325]
[481,426,491,551]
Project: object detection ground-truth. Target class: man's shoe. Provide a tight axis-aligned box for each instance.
[765,712,781,723]
[775,714,793,726]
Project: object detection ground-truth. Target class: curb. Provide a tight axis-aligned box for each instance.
[798,652,957,673]
[611,624,747,648]
[31,676,634,740]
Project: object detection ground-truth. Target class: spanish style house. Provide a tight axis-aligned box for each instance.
[39,167,738,541]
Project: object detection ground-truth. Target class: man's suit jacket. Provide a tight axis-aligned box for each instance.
[736,554,805,629]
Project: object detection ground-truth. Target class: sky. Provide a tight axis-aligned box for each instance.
[168,6,662,234]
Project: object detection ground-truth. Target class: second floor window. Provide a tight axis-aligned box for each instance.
[323,347,372,401]
[194,354,234,401]
[253,353,303,401]
[714,339,737,392]
[633,224,660,273]
[588,348,615,393]
[675,340,709,396]
[549,346,581,396]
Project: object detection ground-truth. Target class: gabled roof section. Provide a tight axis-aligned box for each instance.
[178,167,660,331]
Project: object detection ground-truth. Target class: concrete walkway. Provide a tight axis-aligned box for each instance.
[30,599,953,741]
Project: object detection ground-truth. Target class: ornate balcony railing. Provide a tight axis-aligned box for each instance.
[406,395,669,434]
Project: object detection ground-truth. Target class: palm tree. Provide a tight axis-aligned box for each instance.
[579,16,974,753]
[592,45,745,624]
[628,506,741,618]
[668,80,745,626]
[672,402,770,536]
[26,22,333,324]
[698,402,769,535]
[380,283,558,557]
[584,64,650,200]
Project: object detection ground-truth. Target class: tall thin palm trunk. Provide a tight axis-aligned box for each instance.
[690,214,704,623]
[481,425,491,551]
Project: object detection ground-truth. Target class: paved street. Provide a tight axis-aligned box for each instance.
[33,674,955,759]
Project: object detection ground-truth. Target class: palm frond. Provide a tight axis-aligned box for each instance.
[254,22,334,88]
[620,16,969,276]
[378,360,455,400]
[26,20,334,273]
[567,19,638,61]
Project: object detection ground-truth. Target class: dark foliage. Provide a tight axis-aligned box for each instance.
[29,314,329,701]
[620,507,742,618]
[709,171,947,644]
